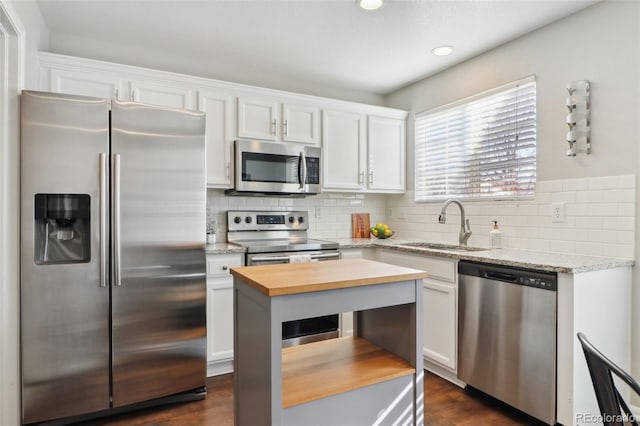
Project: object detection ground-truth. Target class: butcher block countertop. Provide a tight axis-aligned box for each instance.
[229,258,427,296]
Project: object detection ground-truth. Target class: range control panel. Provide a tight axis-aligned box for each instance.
[227,210,309,231]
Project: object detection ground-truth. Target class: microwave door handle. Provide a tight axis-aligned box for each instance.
[299,151,307,190]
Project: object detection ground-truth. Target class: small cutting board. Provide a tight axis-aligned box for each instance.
[351,213,371,239]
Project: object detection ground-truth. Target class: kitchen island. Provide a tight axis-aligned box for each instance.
[230,258,427,426]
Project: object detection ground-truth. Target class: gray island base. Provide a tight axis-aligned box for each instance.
[230,258,427,426]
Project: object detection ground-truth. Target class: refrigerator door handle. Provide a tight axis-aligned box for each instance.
[113,153,122,286]
[99,153,108,288]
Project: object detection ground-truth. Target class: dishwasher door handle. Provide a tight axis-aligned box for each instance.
[483,271,518,282]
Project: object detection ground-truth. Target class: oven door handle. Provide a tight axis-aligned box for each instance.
[250,255,292,262]
[250,252,341,263]
[310,253,341,260]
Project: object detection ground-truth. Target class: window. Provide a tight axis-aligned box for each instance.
[414,76,536,201]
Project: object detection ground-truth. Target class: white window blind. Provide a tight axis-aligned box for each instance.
[414,76,536,201]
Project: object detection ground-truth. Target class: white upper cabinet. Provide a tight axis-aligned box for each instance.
[282,103,320,145]
[322,109,366,191]
[38,52,407,193]
[237,97,279,141]
[49,68,123,100]
[367,116,405,192]
[199,90,234,188]
[47,66,196,111]
[322,110,406,193]
[128,80,197,110]
[237,97,320,145]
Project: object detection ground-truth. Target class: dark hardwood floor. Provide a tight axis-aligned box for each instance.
[83,371,539,425]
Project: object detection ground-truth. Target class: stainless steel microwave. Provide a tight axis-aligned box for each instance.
[225,140,321,196]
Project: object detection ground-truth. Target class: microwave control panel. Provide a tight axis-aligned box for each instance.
[305,157,320,184]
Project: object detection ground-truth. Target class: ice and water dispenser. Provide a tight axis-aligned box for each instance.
[34,194,90,264]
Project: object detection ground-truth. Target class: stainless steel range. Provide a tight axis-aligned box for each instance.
[227,210,340,346]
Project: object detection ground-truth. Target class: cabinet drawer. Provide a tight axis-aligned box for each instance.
[207,254,243,278]
[422,257,456,283]
[379,249,456,283]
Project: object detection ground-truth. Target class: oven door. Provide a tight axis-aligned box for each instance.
[233,140,321,195]
[247,250,340,266]
[245,249,341,347]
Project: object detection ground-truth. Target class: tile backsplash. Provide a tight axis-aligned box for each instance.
[386,175,636,259]
[206,190,388,241]
[208,174,635,259]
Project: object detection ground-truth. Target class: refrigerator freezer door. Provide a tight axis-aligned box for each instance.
[20,91,111,423]
[110,100,207,407]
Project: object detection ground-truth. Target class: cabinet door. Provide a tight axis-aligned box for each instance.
[423,279,457,370]
[199,91,233,187]
[129,80,196,110]
[50,68,122,100]
[237,97,278,140]
[207,279,234,363]
[368,116,405,192]
[282,103,319,145]
[322,109,366,191]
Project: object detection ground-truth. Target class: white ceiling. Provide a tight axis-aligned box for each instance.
[36,0,598,96]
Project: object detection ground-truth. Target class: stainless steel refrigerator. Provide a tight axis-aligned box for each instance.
[20,90,207,424]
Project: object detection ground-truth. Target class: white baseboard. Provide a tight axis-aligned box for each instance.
[207,359,233,377]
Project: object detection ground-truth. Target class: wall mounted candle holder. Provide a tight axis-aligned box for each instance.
[566,80,591,156]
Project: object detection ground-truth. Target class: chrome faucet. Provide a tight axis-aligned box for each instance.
[438,199,472,246]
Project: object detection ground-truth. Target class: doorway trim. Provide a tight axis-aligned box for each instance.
[0,1,24,424]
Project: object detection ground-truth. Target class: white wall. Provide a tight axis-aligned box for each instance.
[387,0,639,185]
[385,0,640,410]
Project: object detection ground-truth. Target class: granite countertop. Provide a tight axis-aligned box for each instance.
[205,243,246,254]
[208,238,634,274]
[333,237,635,274]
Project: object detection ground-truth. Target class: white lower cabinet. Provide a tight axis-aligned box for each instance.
[206,252,243,377]
[338,247,376,260]
[422,279,456,370]
[377,248,459,381]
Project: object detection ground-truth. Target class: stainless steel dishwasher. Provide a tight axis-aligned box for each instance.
[458,261,557,425]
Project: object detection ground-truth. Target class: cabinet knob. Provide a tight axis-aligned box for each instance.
[369,171,373,185]
[283,120,288,136]
[271,119,277,136]
[222,265,228,271]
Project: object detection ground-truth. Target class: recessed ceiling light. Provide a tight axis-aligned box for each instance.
[358,0,383,11]
[431,46,454,56]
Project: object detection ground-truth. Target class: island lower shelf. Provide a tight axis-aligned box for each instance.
[231,259,426,426]
[282,336,416,408]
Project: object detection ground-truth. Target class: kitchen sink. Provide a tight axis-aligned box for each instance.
[399,242,488,252]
